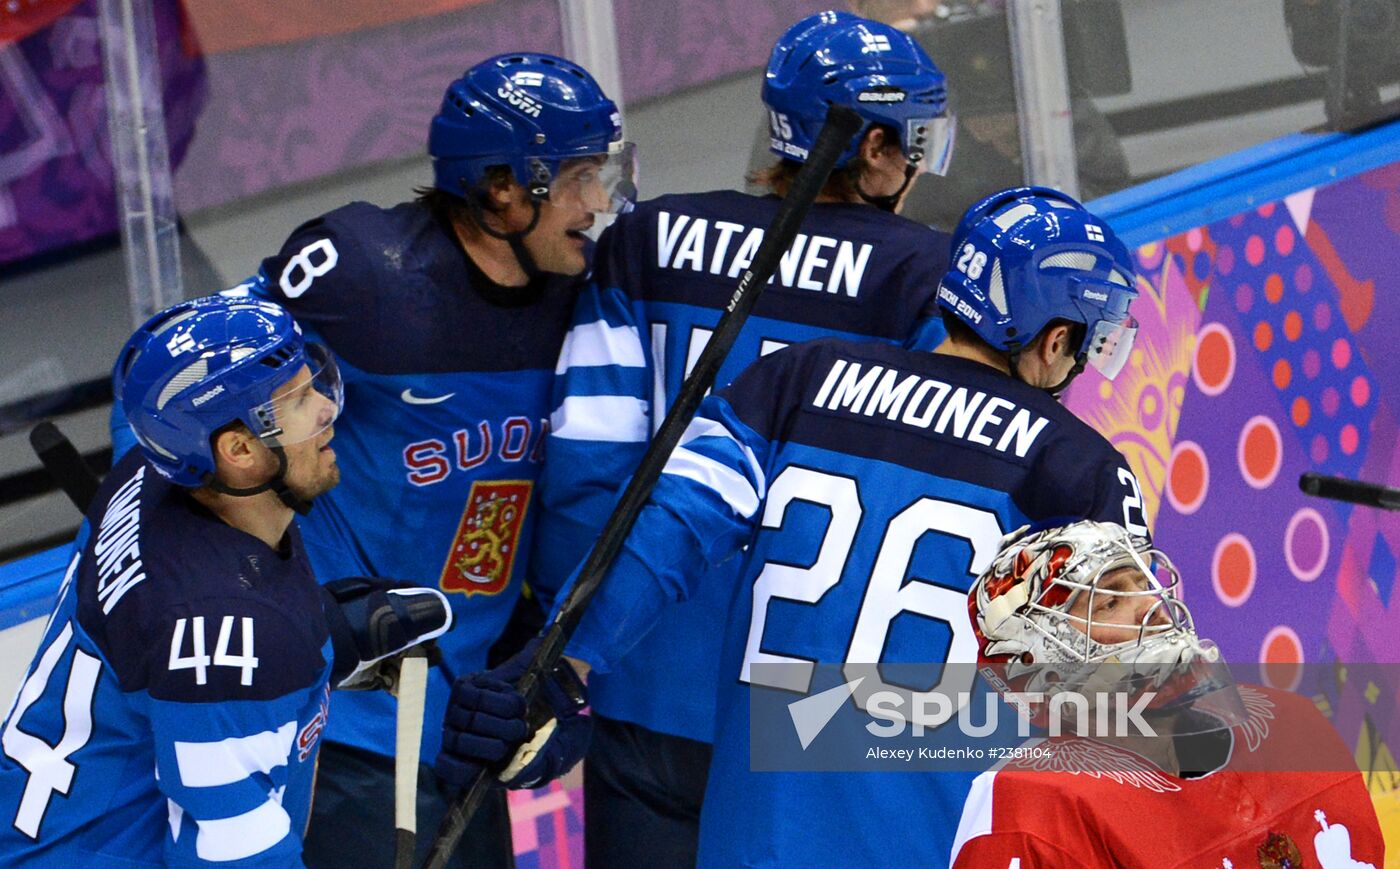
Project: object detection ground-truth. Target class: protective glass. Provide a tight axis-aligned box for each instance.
[546,141,638,214]
[1085,315,1138,380]
[906,114,955,175]
[248,343,343,446]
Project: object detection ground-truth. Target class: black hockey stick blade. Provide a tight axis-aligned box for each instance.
[422,103,864,869]
[29,421,102,513]
[1300,472,1400,510]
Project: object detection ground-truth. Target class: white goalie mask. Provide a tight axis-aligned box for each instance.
[971,520,1245,734]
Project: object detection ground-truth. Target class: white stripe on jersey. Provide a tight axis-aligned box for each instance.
[173,721,296,788]
[551,395,648,443]
[949,767,998,863]
[677,416,767,501]
[949,741,1038,863]
[167,798,183,842]
[555,319,646,374]
[194,796,292,861]
[665,446,761,519]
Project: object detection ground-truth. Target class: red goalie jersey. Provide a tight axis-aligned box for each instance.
[950,686,1383,868]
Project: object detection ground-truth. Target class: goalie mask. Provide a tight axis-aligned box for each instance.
[970,520,1245,736]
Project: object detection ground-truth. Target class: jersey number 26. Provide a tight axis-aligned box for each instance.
[739,466,1003,720]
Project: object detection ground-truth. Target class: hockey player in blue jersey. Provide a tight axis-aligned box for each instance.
[530,11,958,865]
[190,54,634,869]
[0,296,450,867]
[440,187,1152,867]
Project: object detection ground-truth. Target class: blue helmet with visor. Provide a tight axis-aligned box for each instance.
[763,11,955,179]
[113,296,343,509]
[937,186,1140,386]
[429,52,636,215]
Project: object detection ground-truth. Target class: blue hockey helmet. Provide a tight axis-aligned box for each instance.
[113,296,343,488]
[938,186,1140,380]
[429,53,635,214]
[763,11,954,175]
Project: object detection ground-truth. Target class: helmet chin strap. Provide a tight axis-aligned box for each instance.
[856,162,917,213]
[463,180,544,281]
[1043,355,1088,398]
[1010,346,1088,399]
[206,443,314,515]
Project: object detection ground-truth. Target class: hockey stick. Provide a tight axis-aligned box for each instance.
[422,103,863,869]
[29,421,102,513]
[393,648,431,869]
[1300,472,1400,510]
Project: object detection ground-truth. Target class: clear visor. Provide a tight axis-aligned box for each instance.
[1086,316,1138,380]
[247,343,343,446]
[906,114,955,176]
[545,142,638,214]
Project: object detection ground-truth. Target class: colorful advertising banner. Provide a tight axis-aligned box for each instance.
[1069,159,1400,856]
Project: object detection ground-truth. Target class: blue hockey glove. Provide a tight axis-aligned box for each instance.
[321,577,453,690]
[437,636,591,790]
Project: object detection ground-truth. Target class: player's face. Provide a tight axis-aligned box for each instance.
[272,365,340,500]
[521,158,604,276]
[858,130,921,212]
[1065,566,1170,646]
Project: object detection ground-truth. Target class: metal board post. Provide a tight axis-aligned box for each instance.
[98,0,182,326]
[558,0,625,111]
[1006,0,1080,196]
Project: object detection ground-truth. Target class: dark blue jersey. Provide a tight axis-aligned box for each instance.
[537,191,952,741]
[0,450,331,867]
[565,338,1149,868]
[241,200,581,760]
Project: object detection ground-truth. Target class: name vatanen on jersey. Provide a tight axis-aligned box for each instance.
[813,358,1051,458]
[657,210,874,298]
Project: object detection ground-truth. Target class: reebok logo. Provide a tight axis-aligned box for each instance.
[192,385,225,406]
[1082,289,1109,302]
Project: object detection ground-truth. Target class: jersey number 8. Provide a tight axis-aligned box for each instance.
[279,238,339,299]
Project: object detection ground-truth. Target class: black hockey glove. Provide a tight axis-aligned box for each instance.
[437,636,591,790]
[321,577,453,690]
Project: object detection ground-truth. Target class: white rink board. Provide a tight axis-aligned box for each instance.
[0,618,47,703]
